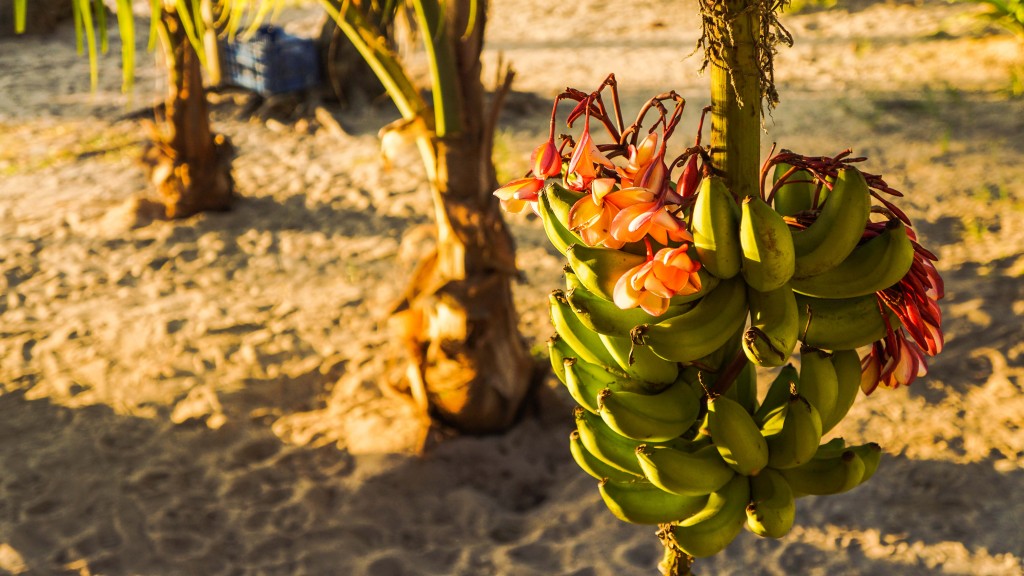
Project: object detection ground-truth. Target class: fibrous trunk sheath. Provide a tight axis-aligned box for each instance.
[390,0,532,433]
[143,7,233,219]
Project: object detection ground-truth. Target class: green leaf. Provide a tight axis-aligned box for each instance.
[117,0,136,92]
[13,0,26,33]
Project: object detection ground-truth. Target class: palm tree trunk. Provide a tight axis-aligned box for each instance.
[143,6,233,219]
[391,0,532,433]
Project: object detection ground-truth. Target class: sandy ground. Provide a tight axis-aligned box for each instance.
[1,0,1023,574]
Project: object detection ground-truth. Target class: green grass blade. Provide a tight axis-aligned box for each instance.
[13,0,26,33]
[77,0,99,89]
[95,0,109,54]
[117,0,136,92]
[72,0,84,54]
[148,0,161,51]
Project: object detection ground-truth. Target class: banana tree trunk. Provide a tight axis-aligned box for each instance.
[391,0,532,433]
[709,0,761,201]
[142,6,233,219]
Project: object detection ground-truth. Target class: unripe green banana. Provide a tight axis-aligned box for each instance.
[791,219,915,299]
[598,478,709,525]
[548,335,574,389]
[636,443,736,496]
[790,168,873,279]
[754,364,799,425]
[779,447,866,496]
[822,349,863,434]
[797,347,839,425]
[566,279,695,339]
[707,394,769,476]
[739,195,796,292]
[631,276,749,363]
[744,284,800,367]
[690,357,759,416]
[668,473,751,558]
[569,429,643,483]
[727,361,760,416]
[546,182,585,227]
[564,357,622,414]
[745,468,796,539]
[848,442,882,484]
[538,186,582,254]
[692,176,742,279]
[771,163,815,217]
[574,407,648,476]
[598,332,681,386]
[760,394,823,470]
[549,289,619,368]
[796,293,892,351]
[566,244,646,302]
[598,379,701,442]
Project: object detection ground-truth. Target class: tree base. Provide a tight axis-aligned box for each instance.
[141,132,235,219]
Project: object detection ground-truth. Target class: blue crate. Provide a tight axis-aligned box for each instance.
[222,26,320,95]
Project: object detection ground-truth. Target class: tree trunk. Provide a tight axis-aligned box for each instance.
[390,0,533,434]
[142,6,233,219]
[708,0,761,200]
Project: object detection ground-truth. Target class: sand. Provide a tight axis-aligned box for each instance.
[1,0,1023,574]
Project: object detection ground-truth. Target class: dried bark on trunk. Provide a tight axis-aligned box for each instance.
[141,7,233,219]
[390,0,533,434]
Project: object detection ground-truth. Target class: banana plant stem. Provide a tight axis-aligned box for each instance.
[708,0,761,202]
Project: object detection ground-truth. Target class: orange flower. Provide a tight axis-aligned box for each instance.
[567,115,613,190]
[567,178,625,249]
[613,244,702,316]
[493,177,545,214]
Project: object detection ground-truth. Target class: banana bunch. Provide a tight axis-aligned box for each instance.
[496,85,941,567]
[535,164,904,557]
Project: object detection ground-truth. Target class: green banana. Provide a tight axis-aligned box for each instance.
[631,276,749,363]
[636,443,736,497]
[692,176,742,280]
[798,346,840,427]
[566,244,646,302]
[779,447,866,496]
[796,293,892,351]
[754,364,799,425]
[739,194,796,292]
[598,379,701,442]
[565,358,620,414]
[549,290,620,368]
[566,280,694,339]
[791,218,916,299]
[548,335,574,389]
[849,442,882,484]
[668,473,751,558]
[771,163,816,217]
[569,429,643,483]
[599,332,681,385]
[744,284,800,367]
[822,349,863,434]
[707,394,769,476]
[546,182,585,228]
[574,407,648,476]
[598,478,709,525]
[726,360,759,416]
[790,168,873,279]
[745,468,796,539]
[760,394,823,470]
[538,186,582,255]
